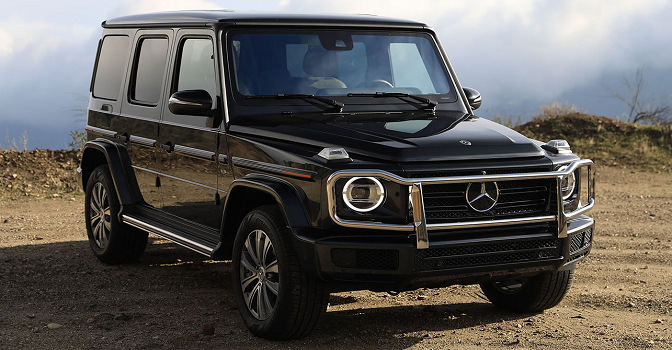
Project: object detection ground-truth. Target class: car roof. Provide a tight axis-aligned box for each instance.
[102,10,428,29]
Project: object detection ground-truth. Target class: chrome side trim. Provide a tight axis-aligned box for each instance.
[128,135,156,147]
[326,159,595,249]
[122,215,214,255]
[173,144,216,160]
[85,125,117,138]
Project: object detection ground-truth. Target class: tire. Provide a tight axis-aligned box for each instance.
[232,206,328,340]
[480,270,574,312]
[84,165,148,264]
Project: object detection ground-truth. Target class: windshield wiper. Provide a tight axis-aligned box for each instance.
[347,92,438,112]
[247,94,344,112]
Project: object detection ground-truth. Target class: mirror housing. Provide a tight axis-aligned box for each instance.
[168,90,213,116]
[463,87,482,111]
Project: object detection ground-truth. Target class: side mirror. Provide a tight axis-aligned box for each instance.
[168,90,213,116]
[463,87,482,111]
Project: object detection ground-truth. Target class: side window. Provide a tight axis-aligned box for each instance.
[389,43,436,94]
[131,37,169,105]
[175,38,216,99]
[92,35,130,100]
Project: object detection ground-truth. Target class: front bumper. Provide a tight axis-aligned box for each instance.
[306,215,594,291]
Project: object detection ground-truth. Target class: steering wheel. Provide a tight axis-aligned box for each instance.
[357,79,394,89]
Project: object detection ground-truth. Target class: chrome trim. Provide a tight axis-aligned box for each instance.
[427,216,557,230]
[85,125,116,138]
[411,183,428,249]
[173,144,216,160]
[326,159,595,249]
[567,217,595,235]
[122,215,214,255]
[128,135,156,147]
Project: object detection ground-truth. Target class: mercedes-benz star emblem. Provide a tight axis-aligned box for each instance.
[466,182,499,212]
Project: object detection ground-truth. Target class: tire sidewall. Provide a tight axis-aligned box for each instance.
[231,209,294,337]
[84,166,121,259]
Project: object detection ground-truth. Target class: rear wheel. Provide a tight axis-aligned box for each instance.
[232,206,328,339]
[84,165,148,264]
[480,270,574,312]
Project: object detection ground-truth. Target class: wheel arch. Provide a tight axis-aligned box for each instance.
[80,140,143,207]
[211,176,311,260]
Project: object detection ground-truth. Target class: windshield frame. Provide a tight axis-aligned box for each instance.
[223,28,460,112]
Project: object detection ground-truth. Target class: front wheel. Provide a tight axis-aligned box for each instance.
[232,206,328,340]
[480,270,574,312]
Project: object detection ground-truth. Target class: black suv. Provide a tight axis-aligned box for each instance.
[78,11,595,340]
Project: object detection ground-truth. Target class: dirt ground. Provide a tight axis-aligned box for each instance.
[1,166,671,350]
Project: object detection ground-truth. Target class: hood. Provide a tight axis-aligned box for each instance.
[228,111,544,162]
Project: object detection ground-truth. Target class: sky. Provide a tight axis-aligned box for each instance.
[1,0,671,150]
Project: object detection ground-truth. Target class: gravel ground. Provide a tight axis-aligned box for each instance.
[1,166,671,350]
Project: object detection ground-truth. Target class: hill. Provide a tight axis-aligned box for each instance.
[1,114,670,201]
[0,149,80,200]
[515,113,672,172]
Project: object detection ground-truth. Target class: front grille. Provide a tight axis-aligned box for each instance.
[422,179,553,224]
[415,238,561,271]
[331,248,399,270]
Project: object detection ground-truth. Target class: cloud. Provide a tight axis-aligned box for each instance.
[0,29,13,57]
[0,19,96,62]
[109,0,225,17]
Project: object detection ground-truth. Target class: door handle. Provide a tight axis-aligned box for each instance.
[160,141,173,153]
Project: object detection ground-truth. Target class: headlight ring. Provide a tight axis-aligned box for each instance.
[558,165,577,200]
[342,177,386,213]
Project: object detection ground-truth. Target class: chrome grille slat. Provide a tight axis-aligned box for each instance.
[423,178,552,224]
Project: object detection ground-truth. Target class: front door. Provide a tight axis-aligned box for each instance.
[158,30,223,230]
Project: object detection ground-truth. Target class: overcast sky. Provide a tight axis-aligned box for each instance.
[1,0,671,149]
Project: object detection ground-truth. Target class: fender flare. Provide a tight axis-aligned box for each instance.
[79,139,144,206]
[223,175,311,229]
[212,175,313,260]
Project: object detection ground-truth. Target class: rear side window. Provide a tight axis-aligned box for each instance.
[131,37,169,105]
[92,35,130,100]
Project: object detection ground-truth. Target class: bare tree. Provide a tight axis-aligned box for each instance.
[21,130,28,151]
[606,68,672,125]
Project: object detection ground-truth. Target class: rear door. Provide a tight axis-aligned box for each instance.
[118,29,174,207]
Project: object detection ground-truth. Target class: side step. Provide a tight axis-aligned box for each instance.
[121,205,219,257]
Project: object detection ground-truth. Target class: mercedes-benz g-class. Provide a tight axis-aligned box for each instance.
[78,11,595,339]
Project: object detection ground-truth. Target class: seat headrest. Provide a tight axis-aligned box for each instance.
[302,48,339,78]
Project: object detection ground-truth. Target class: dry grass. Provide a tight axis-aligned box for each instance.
[516,113,672,172]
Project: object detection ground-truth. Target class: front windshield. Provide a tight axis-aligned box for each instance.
[229,30,455,101]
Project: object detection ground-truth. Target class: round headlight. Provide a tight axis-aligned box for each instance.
[342,177,385,212]
[558,166,576,200]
